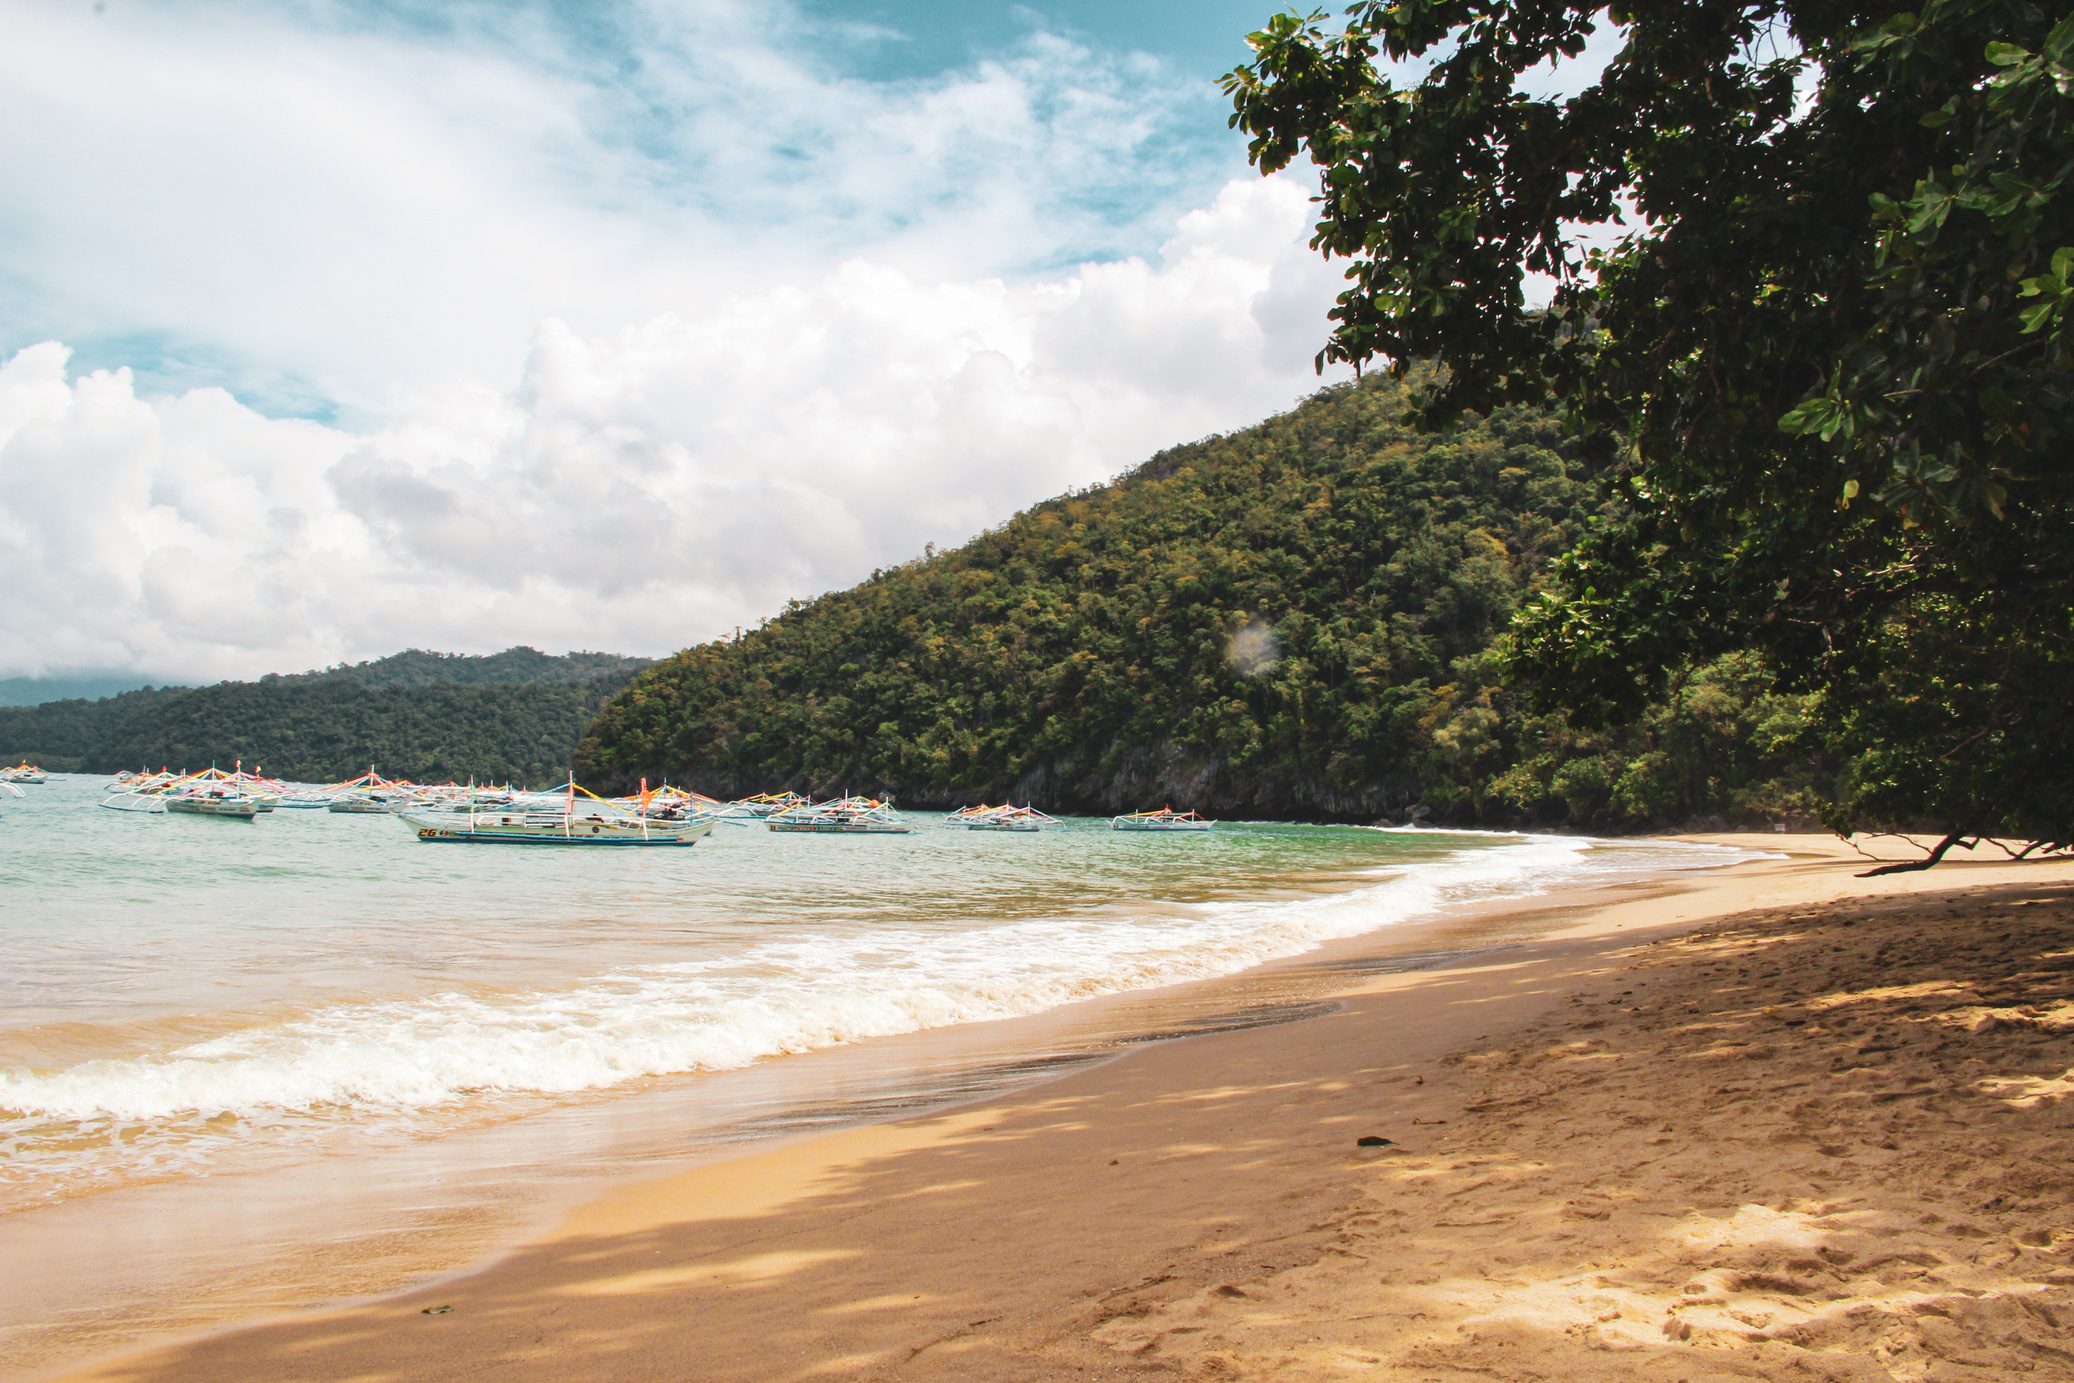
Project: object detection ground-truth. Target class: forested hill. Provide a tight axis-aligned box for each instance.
[0,647,650,786]
[266,647,650,689]
[576,374,1831,828]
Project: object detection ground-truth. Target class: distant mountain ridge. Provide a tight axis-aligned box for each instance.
[264,647,651,689]
[0,647,653,785]
[0,674,172,708]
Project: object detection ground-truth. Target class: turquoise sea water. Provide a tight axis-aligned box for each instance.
[0,774,1758,1211]
[0,772,1773,1370]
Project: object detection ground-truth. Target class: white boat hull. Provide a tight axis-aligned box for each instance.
[166,798,260,819]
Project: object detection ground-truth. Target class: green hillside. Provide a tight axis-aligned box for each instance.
[576,375,1832,827]
[0,686,194,766]
[0,648,649,785]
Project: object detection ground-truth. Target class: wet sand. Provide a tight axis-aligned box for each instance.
[43,835,2074,1382]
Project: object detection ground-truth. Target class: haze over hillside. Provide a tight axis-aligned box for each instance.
[0,674,171,708]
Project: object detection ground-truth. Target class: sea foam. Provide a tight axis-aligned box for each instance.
[0,833,1741,1125]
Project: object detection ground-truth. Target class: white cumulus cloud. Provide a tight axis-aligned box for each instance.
[0,0,1238,415]
[0,0,1358,681]
[0,176,1350,681]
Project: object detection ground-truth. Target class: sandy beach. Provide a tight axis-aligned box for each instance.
[45,834,2074,1383]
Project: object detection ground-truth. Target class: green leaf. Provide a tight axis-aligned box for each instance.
[1984,41,2031,66]
[1906,192,1953,236]
[1778,398,1835,435]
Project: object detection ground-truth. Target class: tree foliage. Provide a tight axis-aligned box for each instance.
[580,374,1831,827]
[1224,0,2073,849]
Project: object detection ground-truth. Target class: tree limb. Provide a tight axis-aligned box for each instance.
[1856,830,1977,877]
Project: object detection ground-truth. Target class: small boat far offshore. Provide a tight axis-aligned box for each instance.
[399,777,715,846]
[729,791,812,818]
[948,803,1058,832]
[1111,806,1215,832]
[767,795,912,834]
[108,765,280,817]
[325,766,416,813]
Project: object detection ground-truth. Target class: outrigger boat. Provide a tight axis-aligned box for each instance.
[265,763,354,804]
[417,785,524,813]
[271,791,336,808]
[165,784,266,819]
[400,777,714,846]
[730,791,812,818]
[1111,806,1214,832]
[104,765,280,815]
[617,782,732,820]
[224,764,290,807]
[948,803,1058,832]
[326,766,420,813]
[2,762,48,784]
[164,766,281,818]
[768,794,911,834]
[102,770,179,811]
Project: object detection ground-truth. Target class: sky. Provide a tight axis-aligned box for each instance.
[0,0,1620,686]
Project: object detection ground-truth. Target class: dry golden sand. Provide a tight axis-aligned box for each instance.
[50,838,2074,1383]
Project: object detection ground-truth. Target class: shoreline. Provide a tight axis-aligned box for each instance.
[35,833,2074,1382]
[0,823,1740,1380]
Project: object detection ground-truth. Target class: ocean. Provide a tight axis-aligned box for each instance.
[0,772,1762,1371]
